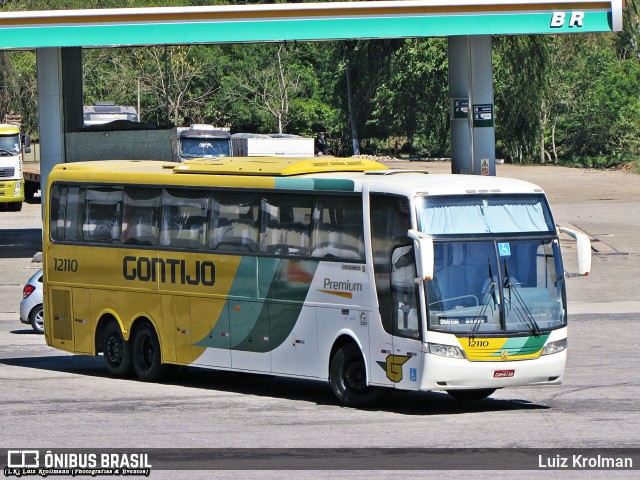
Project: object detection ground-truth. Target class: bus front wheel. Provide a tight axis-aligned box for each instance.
[132,322,167,382]
[103,321,133,378]
[447,389,496,401]
[329,343,388,407]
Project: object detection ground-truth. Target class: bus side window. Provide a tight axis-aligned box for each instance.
[83,186,123,244]
[49,184,67,241]
[161,189,209,249]
[61,186,85,242]
[259,194,312,256]
[122,188,161,246]
[50,183,82,242]
[311,195,364,261]
[209,192,260,252]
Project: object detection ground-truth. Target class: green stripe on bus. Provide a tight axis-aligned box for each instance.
[492,334,549,356]
[0,12,614,49]
[312,179,355,192]
[274,178,355,192]
[195,257,318,353]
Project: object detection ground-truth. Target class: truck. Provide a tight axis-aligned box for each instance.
[83,102,139,127]
[0,123,31,211]
[174,125,316,162]
[174,124,231,162]
[231,133,314,157]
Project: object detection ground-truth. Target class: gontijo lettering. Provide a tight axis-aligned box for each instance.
[123,256,215,286]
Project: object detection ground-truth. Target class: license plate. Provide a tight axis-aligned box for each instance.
[494,369,515,378]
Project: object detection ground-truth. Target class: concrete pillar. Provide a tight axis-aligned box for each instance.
[448,35,496,176]
[468,35,496,176]
[36,48,65,206]
[448,36,471,174]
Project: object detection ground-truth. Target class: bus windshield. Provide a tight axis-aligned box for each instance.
[424,239,566,334]
[179,138,231,159]
[417,194,555,235]
[416,194,565,334]
[0,134,20,154]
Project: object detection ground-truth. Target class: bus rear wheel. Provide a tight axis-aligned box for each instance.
[102,321,133,378]
[132,322,167,382]
[329,343,388,407]
[447,389,496,401]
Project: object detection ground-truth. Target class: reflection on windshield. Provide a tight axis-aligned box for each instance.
[0,134,20,154]
[426,240,565,334]
[180,138,230,158]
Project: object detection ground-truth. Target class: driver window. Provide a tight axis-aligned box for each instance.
[391,245,421,339]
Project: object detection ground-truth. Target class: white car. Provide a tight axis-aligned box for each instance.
[20,269,43,334]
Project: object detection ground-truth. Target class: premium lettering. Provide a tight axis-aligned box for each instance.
[323,278,363,292]
[123,256,215,286]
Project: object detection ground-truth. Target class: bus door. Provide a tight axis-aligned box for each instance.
[389,245,423,390]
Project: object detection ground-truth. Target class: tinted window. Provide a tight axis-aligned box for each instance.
[161,189,209,249]
[122,188,161,246]
[260,194,313,256]
[83,186,123,243]
[209,191,260,252]
[311,195,364,261]
[50,184,85,242]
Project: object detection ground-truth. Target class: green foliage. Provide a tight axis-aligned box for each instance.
[1,1,640,166]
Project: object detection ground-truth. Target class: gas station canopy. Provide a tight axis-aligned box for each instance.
[0,0,623,49]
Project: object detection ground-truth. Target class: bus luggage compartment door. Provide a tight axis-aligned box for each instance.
[229,300,272,372]
[71,287,92,354]
[49,288,73,352]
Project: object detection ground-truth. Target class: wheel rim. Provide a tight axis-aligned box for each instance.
[344,359,367,392]
[138,333,155,371]
[34,309,44,332]
[106,334,124,366]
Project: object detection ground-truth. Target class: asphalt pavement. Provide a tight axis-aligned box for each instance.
[0,163,638,479]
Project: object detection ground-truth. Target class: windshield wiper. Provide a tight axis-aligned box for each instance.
[503,259,541,337]
[0,149,14,156]
[470,259,496,341]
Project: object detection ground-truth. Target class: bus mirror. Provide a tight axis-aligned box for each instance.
[22,134,31,148]
[408,229,434,281]
[558,226,592,276]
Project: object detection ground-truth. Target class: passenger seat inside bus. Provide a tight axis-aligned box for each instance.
[311,224,364,260]
[211,218,258,252]
[261,221,309,255]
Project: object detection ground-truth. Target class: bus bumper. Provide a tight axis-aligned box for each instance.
[420,349,567,391]
[0,179,25,203]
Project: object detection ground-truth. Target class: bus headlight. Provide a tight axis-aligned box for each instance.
[541,338,567,355]
[14,182,22,194]
[428,343,465,359]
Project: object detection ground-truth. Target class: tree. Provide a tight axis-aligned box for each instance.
[493,35,547,163]
[220,44,305,134]
[137,45,219,127]
[622,0,640,62]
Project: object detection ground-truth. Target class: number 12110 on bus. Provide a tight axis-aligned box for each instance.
[43,158,591,406]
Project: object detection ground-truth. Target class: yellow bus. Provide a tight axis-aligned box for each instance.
[43,158,591,406]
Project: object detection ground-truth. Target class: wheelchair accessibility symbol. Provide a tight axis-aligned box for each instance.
[498,243,511,256]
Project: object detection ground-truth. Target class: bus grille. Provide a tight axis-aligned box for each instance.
[52,290,73,341]
[0,167,15,178]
